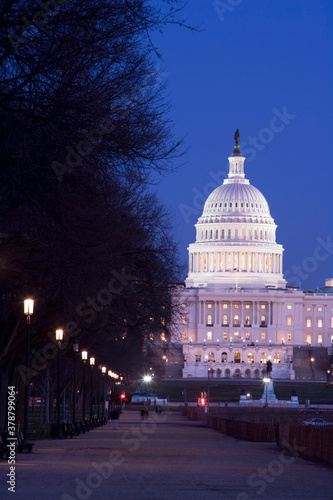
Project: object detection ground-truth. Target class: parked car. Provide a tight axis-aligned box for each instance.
[303,418,333,426]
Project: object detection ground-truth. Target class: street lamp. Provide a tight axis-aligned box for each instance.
[23,299,34,442]
[72,339,79,425]
[101,366,106,418]
[143,375,152,402]
[90,357,95,420]
[56,329,64,439]
[81,351,88,421]
[263,377,270,407]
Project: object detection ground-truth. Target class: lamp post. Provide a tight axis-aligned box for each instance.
[23,299,34,442]
[143,375,152,403]
[56,329,64,439]
[108,370,112,417]
[101,367,106,418]
[81,351,88,421]
[90,357,95,420]
[72,339,79,425]
[263,377,270,407]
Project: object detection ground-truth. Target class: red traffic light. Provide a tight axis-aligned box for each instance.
[121,393,126,399]
[200,397,206,406]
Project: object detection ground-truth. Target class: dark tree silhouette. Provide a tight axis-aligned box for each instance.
[0,0,190,428]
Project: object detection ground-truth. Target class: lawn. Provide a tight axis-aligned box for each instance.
[141,379,333,404]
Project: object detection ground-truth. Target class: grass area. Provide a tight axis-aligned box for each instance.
[140,380,333,404]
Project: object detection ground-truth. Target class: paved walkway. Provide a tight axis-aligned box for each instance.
[0,410,332,500]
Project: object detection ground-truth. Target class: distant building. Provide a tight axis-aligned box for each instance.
[172,131,333,380]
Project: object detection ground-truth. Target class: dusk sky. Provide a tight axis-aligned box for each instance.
[152,0,333,290]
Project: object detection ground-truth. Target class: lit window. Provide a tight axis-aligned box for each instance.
[318,319,323,328]
[161,332,166,341]
[245,332,250,340]
[222,315,228,326]
[245,315,251,326]
[207,331,212,340]
[306,335,311,344]
[207,314,213,325]
[223,332,227,340]
[261,332,266,341]
[260,352,267,363]
[233,315,239,326]
[287,305,292,310]
[207,303,212,309]
[318,335,323,343]
[245,304,250,309]
[181,315,186,325]
[161,318,165,326]
[234,331,239,337]
[247,352,254,363]
[208,351,215,361]
[149,333,154,341]
[260,315,266,325]
[274,353,280,364]
[221,352,227,362]
[182,303,186,308]
[287,333,292,341]
[223,304,228,309]
[331,317,333,328]
[318,307,323,312]
[234,304,239,309]
[287,316,292,326]
[306,307,311,312]
[261,304,266,309]
[195,353,201,362]
[331,335,333,343]
[306,319,312,328]
[181,331,186,340]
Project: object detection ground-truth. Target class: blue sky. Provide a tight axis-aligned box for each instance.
[152,0,333,290]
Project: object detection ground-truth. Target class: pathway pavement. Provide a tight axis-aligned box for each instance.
[0,410,332,500]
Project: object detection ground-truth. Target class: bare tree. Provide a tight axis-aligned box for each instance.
[0,0,190,428]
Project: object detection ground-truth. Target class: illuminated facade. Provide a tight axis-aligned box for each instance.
[178,131,333,380]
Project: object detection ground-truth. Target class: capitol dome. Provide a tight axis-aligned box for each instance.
[202,183,271,219]
[186,130,286,289]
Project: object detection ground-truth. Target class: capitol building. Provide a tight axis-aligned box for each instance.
[173,131,333,381]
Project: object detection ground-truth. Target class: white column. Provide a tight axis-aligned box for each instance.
[257,301,260,326]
